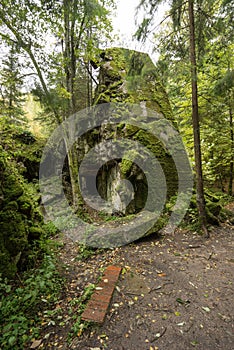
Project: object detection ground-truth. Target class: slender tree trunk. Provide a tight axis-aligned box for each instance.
[66,144,83,210]
[87,60,93,107]
[228,95,233,195]
[188,0,208,235]
[86,28,93,108]
[63,0,83,210]
[63,0,71,116]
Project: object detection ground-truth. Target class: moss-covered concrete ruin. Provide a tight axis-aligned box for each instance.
[84,47,179,219]
[94,48,175,122]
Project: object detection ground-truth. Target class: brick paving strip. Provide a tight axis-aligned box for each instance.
[81,265,122,323]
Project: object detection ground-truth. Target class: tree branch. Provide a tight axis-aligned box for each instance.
[0,9,61,123]
[0,32,18,45]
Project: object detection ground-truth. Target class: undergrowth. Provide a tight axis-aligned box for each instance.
[68,283,96,341]
[76,244,105,261]
[180,190,233,232]
[0,228,64,350]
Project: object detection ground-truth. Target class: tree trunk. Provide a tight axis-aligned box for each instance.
[67,147,83,210]
[87,60,93,107]
[228,96,233,195]
[63,0,84,209]
[188,0,208,235]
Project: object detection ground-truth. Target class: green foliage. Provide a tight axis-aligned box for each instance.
[137,0,234,195]
[0,0,115,125]
[0,120,45,183]
[76,244,98,261]
[0,254,64,350]
[76,243,104,261]
[181,190,233,231]
[42,221,60,237]
[68,283,96,340]
[0,43,26,126]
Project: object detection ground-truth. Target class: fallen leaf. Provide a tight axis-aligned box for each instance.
[202,306,210,313]
[175,311,181,316]
[155,333,161,338]
[157,273,167,277]
[176,298,190,306]
[174,252,181,256]
[121,268,127,275]
[191,340,198,346]
[30,340,42,349]
[99,333,107,339]
[189,281,197,288]
[176,298,184,304]
[44,333,51,339]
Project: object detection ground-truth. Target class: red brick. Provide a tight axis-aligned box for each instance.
[102,272,120,282]
[81,265,121,323]
[105,265,122,274]
[102,266,122,281]
[91,292,112,304]
[97,282,115,292]
[82,308,106,323]
[86,299,109,311]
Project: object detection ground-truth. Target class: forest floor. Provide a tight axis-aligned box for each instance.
[36,205,234,350]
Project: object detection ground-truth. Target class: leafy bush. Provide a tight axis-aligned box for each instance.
[181,190,233,231]
[0,254,64,350]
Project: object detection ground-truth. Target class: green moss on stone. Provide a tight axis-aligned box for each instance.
[120,158,133,177]
[4,201,19,211]
[125,124,139,136]
[0,210,28,256]
[134,129,165,155]
[17,195,33,217]
[0,251,17,278]
[3,175,24,200]
[0,149,44,278]
[29,226,44,240]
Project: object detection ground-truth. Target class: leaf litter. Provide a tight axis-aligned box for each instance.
[36,221,233,349]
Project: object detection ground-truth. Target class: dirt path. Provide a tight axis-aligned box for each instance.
[39,221,233,350]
